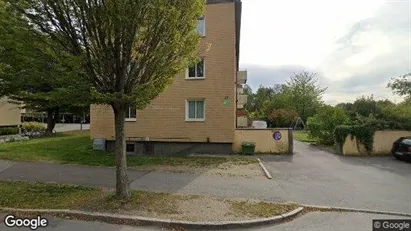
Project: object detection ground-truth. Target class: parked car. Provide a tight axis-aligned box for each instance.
[391,137,411,162]
[251,120,267,129]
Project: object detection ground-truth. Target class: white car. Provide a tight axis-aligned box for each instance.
[251,120,267,129]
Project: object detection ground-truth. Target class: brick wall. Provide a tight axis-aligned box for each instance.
[91,2,237,143]
[0,97,21,126]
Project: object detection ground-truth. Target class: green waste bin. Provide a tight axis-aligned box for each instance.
[242,142,256,155]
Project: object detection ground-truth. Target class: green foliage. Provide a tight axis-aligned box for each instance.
[9,0,205,108]
[0,127,19,136]
[268,109,299,128]
[285,71,327,122]
[307,105,349,145]
[388,73,411,96]
[0,0,90,129]
[334,125,375,153]
[244,72,326,123]
[22,122,46,133]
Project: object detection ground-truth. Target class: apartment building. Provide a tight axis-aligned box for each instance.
[0,97,21,127]
[90,0,248,155]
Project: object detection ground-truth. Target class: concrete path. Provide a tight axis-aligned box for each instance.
[38,123,90,132]
[0,140,410,214]
[1,212,409,231]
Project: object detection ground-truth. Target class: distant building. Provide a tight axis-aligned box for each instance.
[0,97,21,127]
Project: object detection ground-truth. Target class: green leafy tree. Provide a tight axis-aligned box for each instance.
[0,0,89,135]
[267,109,299,128]
[388,73,411,96]
[249,86,277,118]
[351,95,383,119]
[307,105,349,145]
[10,0,204,199]
[285,71,326,122]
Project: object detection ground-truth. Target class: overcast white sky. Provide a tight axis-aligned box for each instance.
[239,0,411,105]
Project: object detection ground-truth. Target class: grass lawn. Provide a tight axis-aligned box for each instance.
[293,130,318,143]
[0,132,257,168]
[0,180,299,221]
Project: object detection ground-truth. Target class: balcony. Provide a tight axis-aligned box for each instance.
[237,94,247,109]
[237,116,248,128]
[237,71,247,84]
[237,87,244,95]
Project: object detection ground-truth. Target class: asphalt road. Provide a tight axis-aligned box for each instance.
[0,140,410,230]
[1,212,409,231]
[261,141,411,213]
[0,140,410,214]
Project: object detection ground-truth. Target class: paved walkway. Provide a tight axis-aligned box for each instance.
[0,140,410,214]
[261,141,411,214]
[1,212,409,231]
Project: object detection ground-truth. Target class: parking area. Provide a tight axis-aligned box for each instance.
[260,141,411,213]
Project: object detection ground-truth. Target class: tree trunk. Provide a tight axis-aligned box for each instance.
[112,104,131,199]
[45,109,57,136]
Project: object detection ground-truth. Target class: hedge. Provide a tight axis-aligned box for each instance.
[0,127,19,136]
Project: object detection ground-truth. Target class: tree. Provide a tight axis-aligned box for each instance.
[285,71,326,122]
[351,95,383,119]
[246,84,288,119]
[267,109,299,128]
[307,105,349,145]
[0,0,89,135]
[388,73,411,96]
[10,0,204,199]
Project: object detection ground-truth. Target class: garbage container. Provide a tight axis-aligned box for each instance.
[241,142,256,155]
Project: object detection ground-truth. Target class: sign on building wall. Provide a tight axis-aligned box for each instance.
[273,131,282,141]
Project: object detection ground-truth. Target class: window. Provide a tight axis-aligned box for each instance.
[187,58,205,79]
[125,107,137,121]
[126,143,135,153]
[186,100,205,121]
[197,17,205,36]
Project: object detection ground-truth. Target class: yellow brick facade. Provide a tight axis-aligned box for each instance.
[91,2,238,143]
[0,97,21,126]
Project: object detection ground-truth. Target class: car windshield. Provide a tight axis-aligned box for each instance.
[401,139,411,145]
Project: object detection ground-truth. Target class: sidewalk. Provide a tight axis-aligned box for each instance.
[0,160,280,202]
[1,211,409,231]
[0,159,410,215]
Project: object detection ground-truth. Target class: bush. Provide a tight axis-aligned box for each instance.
[307,106,349,145]
[267,109,299,128]
[0,127,19,136]
[334,124,375,153]
[22,122,46,133]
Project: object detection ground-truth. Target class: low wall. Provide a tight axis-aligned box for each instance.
[341,130,411,155]
[233,128,292,154]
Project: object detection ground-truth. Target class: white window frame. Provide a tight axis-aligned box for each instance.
[185,99,206,122]
[197,17,206,37]
[125,107,137,122]
[186,58,205,79]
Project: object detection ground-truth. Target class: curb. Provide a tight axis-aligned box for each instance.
[301,204,411,217]
[0,207,304,229]
[257,158,272,179]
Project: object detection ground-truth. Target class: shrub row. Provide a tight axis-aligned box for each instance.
[22,122,46,133]
[0,127,19,136]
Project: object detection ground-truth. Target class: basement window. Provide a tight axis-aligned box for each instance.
[126,143,135,153]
